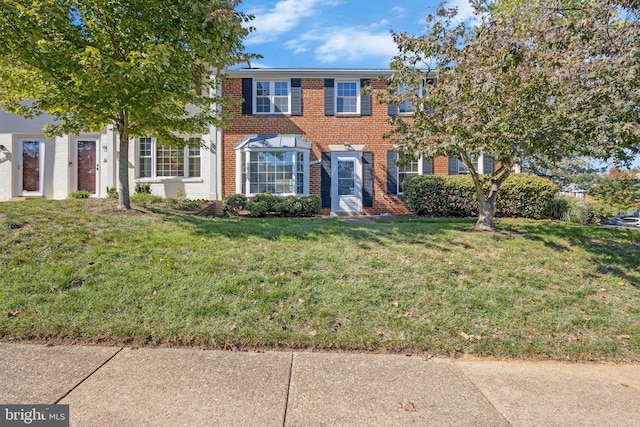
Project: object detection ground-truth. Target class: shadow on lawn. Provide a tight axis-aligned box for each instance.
[146,207,465,248]
[149,207,640,289]
[500,222,640,289]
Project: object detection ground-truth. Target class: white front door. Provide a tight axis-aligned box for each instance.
[18,139,45,196]
[331,152,362,213]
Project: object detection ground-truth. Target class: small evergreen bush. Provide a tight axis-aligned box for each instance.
[274,196,302,217]
[134,182,152,194]
[106,186,118,199]
[225,193,321,217]
[299,195,322,217]
[68,190,91,199]
[223,193,248,216]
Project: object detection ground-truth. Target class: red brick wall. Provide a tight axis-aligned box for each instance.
[222,76,417,214]
[221,76,495,215]
[433,156,449,175]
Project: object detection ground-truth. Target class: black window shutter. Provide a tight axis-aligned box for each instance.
[324,79,335,116]
[321,152,331,208]
[241,78,253,115]
[387,150,398,195]
[448,157,459,175]
[291,78,302,116]
[423,158,434,175]
[363,151,374,207]
[388,104,399,116]
[360,79,371,116]
[483,155,494,174]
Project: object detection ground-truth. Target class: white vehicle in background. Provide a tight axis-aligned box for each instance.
[605,217,640,227]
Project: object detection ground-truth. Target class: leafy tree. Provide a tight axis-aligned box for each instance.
[383,1,639,230]
[591,168,640,213]
[0,0,253,209]
[523,156,605,190]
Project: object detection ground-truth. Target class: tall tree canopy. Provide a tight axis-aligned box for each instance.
[0,0,253,208]
[383,0,639,229]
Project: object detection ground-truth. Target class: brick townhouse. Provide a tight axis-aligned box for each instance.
[1,67,495,212]
[221,68,496,215]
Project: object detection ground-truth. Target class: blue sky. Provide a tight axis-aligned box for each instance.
[239,0,475,68]
[238,0,638,169]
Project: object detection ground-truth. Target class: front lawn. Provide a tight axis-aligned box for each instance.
[1,199,638,361]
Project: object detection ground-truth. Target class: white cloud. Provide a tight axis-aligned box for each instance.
[245,0,324,45]
[392,6,406,17]
[283,40,310,55]
[445,0,478,22]
[312,28,398,64]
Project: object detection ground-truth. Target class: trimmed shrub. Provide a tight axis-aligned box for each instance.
[403,174,558,219]
[68,190,91,199]
[223,193,248,216]
[246,192,278,217]
[227,193,321,217]
[134,182,151,194]
[299,195,322,217]
[274,195,303,217]
[496,174,558,219]
[246,199,270,217]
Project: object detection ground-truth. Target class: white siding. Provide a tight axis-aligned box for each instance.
[1,110,221,202]
[0,133,13,200]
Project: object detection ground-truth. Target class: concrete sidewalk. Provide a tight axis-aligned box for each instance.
[1,343,639,426]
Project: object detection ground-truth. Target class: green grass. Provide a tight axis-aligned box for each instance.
[1,199,639,361]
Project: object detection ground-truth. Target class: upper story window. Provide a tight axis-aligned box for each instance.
[255,80,290,114]
[398,83,419,114]
[138,137,201,179]
[336,81,359,114]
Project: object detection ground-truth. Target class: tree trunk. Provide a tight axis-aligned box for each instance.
[474,193,496,231]
[472,181,499,231]
[116,115,131,210]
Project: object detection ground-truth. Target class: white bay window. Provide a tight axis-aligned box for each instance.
[235,135,311,196]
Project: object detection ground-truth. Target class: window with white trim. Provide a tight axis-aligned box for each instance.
[398,83,422,114]
[255,80,290,114]
[336,81,359,114]
[397,158,420,194]
[239,150,308,195]
[137,137,201,179]
[456,154,479,174]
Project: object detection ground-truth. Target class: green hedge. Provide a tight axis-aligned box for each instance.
[402,174,558,219]
[223,193,321,217]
